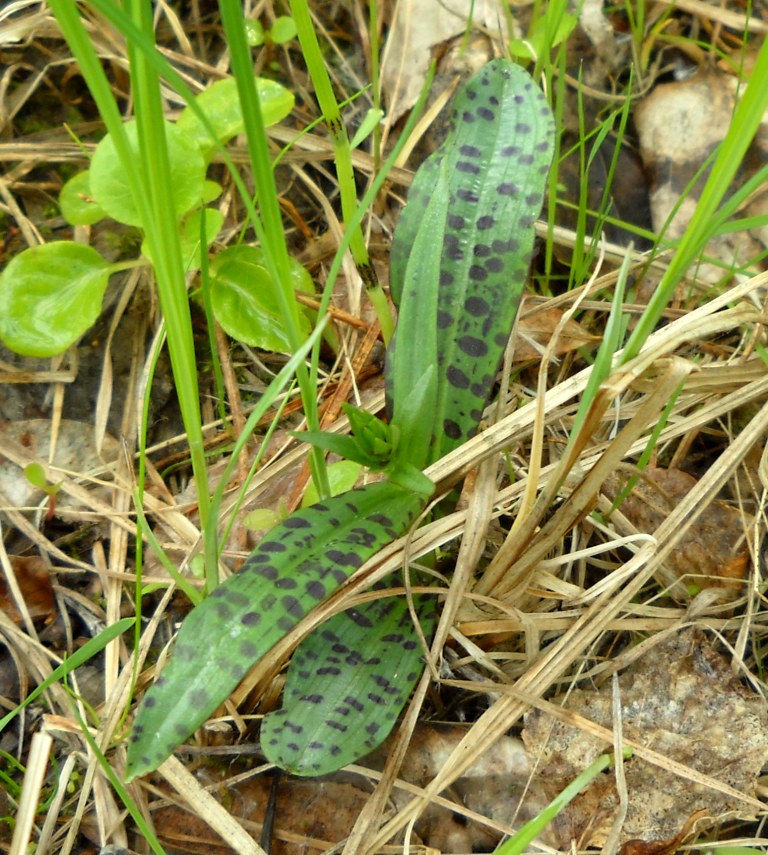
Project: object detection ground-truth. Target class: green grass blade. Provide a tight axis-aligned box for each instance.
[622,35,768,363]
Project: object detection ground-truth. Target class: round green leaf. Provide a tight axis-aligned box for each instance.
[245,20,266,46]
[58,170,107,225]
[301,460,363,508]
[90,120,205,227]
[141,207,224,272]
[209,245,313,351]
[177,76,294,159]
[270,16,297,44]
[0,242,111,357]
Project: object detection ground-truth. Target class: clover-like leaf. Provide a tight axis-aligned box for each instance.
[0,242,111,357]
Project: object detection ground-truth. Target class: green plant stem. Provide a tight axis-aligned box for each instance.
[128,2,215,576]
[50,0,215,580]
[289,0,394,343]
[219,0,331,505]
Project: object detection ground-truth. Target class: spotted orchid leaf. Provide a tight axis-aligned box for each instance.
[125,481,427,781]
[261,587,436,775]
[262,60,555,778]
[388,58,556,461]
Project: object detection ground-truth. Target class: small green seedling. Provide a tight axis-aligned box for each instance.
[245,16,297,47]
[24,462,62,521]
[126,58,555,780]
[494,749,633,855]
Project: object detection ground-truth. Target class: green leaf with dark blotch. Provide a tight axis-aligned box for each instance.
[261,585,436,776]
[387,59,555,461]
[125,481,427,781]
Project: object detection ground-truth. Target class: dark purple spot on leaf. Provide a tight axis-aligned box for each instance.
[305,580,325,600]
[444,419,462,440]
[281,595,303,617]
[497,182,519,195]
[448,214,465,229]
[189,689,209,707]
[144,696,156,708]
[382,633,404,643]
[476,215,495,230]
[318,666,341,676]
[241,611,261,626]
[334,706,350,716]
[326,549,362,568]
[440,270,454,286]
[457,161,480,174]
[474,243,491,258]
[240,641,258,658]
[276,577,298,590]
[347,608,373,628]
[284,516,311,528]
[515,123,532,134]
[326,720,347,732]
[459,144,482,157]
[501,145,520,156]
[366,722,381,734]
[457,188,479,203]
[261,540,286,552]
[492,238,518,253]
[458,336,488,356]
[462,111,475,123]
[486,257,503,273]
[437,310,452,329]
[519,154,534,165]
[368,693,386,705]
[477,107,495,120]
[213,601,232,620]
[301,694,324,704]
[468,264,487,281]
[447,365,470,389]
[345,696,364,712]
[466,296,490,315]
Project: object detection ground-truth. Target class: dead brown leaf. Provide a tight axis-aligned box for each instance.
[603,467,750,591]
[522,629,768,848]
